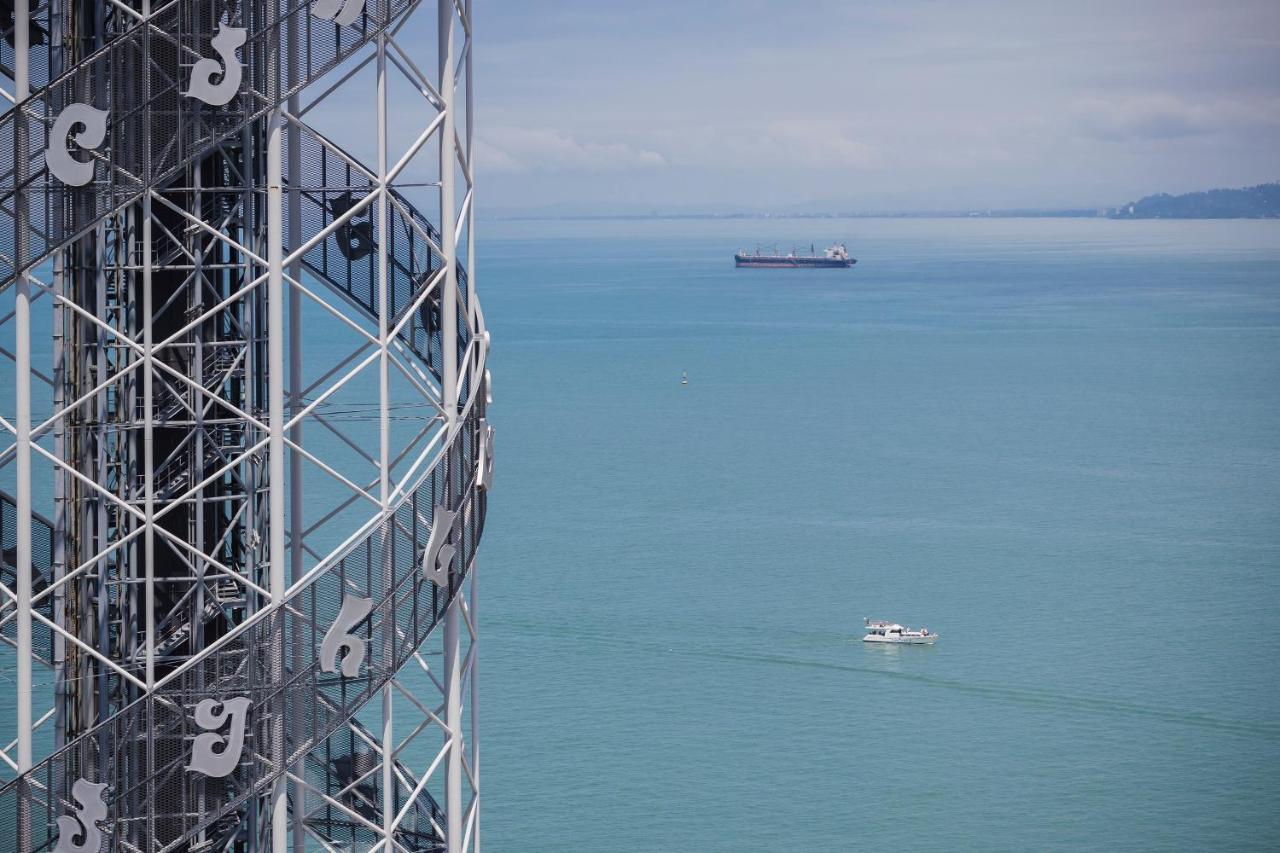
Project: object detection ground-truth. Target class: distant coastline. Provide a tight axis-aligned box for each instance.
[486,181,1280,222]
[1110,182,1279,219]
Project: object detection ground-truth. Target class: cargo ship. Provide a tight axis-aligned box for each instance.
[734,243,855,269]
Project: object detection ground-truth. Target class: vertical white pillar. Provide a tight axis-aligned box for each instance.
[463,6,481,848]
[465,0,478,354]
[142,191,157,851]
[375,30,396,849]
[139,9,155,824]
[11,4,34,848]
[267,104,289,853]
[141,0,154,690]
[286,10,306,851]
[468,563,480,853]
[143,192,155,692]
[439,3,463,852]
[439,3,459,416]
[52,258,66,756]
[443,601,463,853]
[13,4,34,827]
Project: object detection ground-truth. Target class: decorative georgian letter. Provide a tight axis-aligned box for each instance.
[477,420,494,490]
[46,103,108,187]
[320,595,374,677]
[184,25,246,106]
[53,779,108,853]
[312,0,366,26]
[187,696,251,778]
[422,505,456,587]
[329,192,375,261]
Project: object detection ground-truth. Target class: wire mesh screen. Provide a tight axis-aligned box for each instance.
[0,491,56,665]
[285,121,450,382]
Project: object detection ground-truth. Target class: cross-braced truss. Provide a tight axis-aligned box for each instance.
[0,2,486,850]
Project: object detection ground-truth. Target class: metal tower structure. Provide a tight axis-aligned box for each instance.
[0,1,488,850]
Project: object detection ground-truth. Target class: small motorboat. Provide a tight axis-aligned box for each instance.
[862,618,937,645]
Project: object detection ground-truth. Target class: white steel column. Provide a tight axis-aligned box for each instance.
[439,3,464,851]
[464,6,481,849]
[141,0,154,691]
[141,23,156,836]
[142,188,157,853]
[468,563,480,853]
[267,104,289,853]
[12,11,34,849]
[443,604,463,853]
[376,29,396,850]
[439,4,459,416]
[143,192,155,692]
[287,9,306,850]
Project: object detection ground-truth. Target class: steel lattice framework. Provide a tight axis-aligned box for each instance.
[0,1,488,850]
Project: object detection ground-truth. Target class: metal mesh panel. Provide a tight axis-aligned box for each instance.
[284,120,447,379]
[303,716,446,851]
[0,491,55,662]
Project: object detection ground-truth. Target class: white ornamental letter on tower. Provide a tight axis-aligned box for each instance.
[184,25,247,106]
[45,103,108,186]
[52,779,108,853]
[311,0,366,27]
[423,506,456,587]
[320,596,374,677]
[187,697,251,778]
[477,420,494,490]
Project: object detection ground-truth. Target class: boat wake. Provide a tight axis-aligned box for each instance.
[499,618,1280,742]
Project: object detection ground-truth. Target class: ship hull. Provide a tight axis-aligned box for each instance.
[734,255,855,269]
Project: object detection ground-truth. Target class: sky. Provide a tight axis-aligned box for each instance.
[471,0,1280,215]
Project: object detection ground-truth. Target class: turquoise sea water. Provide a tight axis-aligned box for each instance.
[476,218,1280,851]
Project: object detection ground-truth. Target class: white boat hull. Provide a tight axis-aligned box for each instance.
[862,634,938,645]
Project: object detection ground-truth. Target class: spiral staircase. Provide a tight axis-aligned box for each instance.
[0,1,486,850]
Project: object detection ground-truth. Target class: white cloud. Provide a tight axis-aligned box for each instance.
[647,120,881,172]
[474,139,524,174]
[479,127,667,173]
[755,121,881,170]
[1069,96,1280,142]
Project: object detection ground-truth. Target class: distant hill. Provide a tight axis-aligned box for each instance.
[1111,182,1280,219]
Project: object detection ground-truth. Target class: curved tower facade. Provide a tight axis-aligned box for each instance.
[0,1,487,850]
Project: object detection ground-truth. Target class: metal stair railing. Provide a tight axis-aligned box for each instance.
[285,117,475,384]
[305,713,447,851]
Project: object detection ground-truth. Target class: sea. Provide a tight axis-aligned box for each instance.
[474,217,1280,852]
[2,216,1277,851]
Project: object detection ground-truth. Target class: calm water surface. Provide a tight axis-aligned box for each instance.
[476,218,1280,852]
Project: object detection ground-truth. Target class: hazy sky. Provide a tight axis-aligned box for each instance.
[473,0,1280,214]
